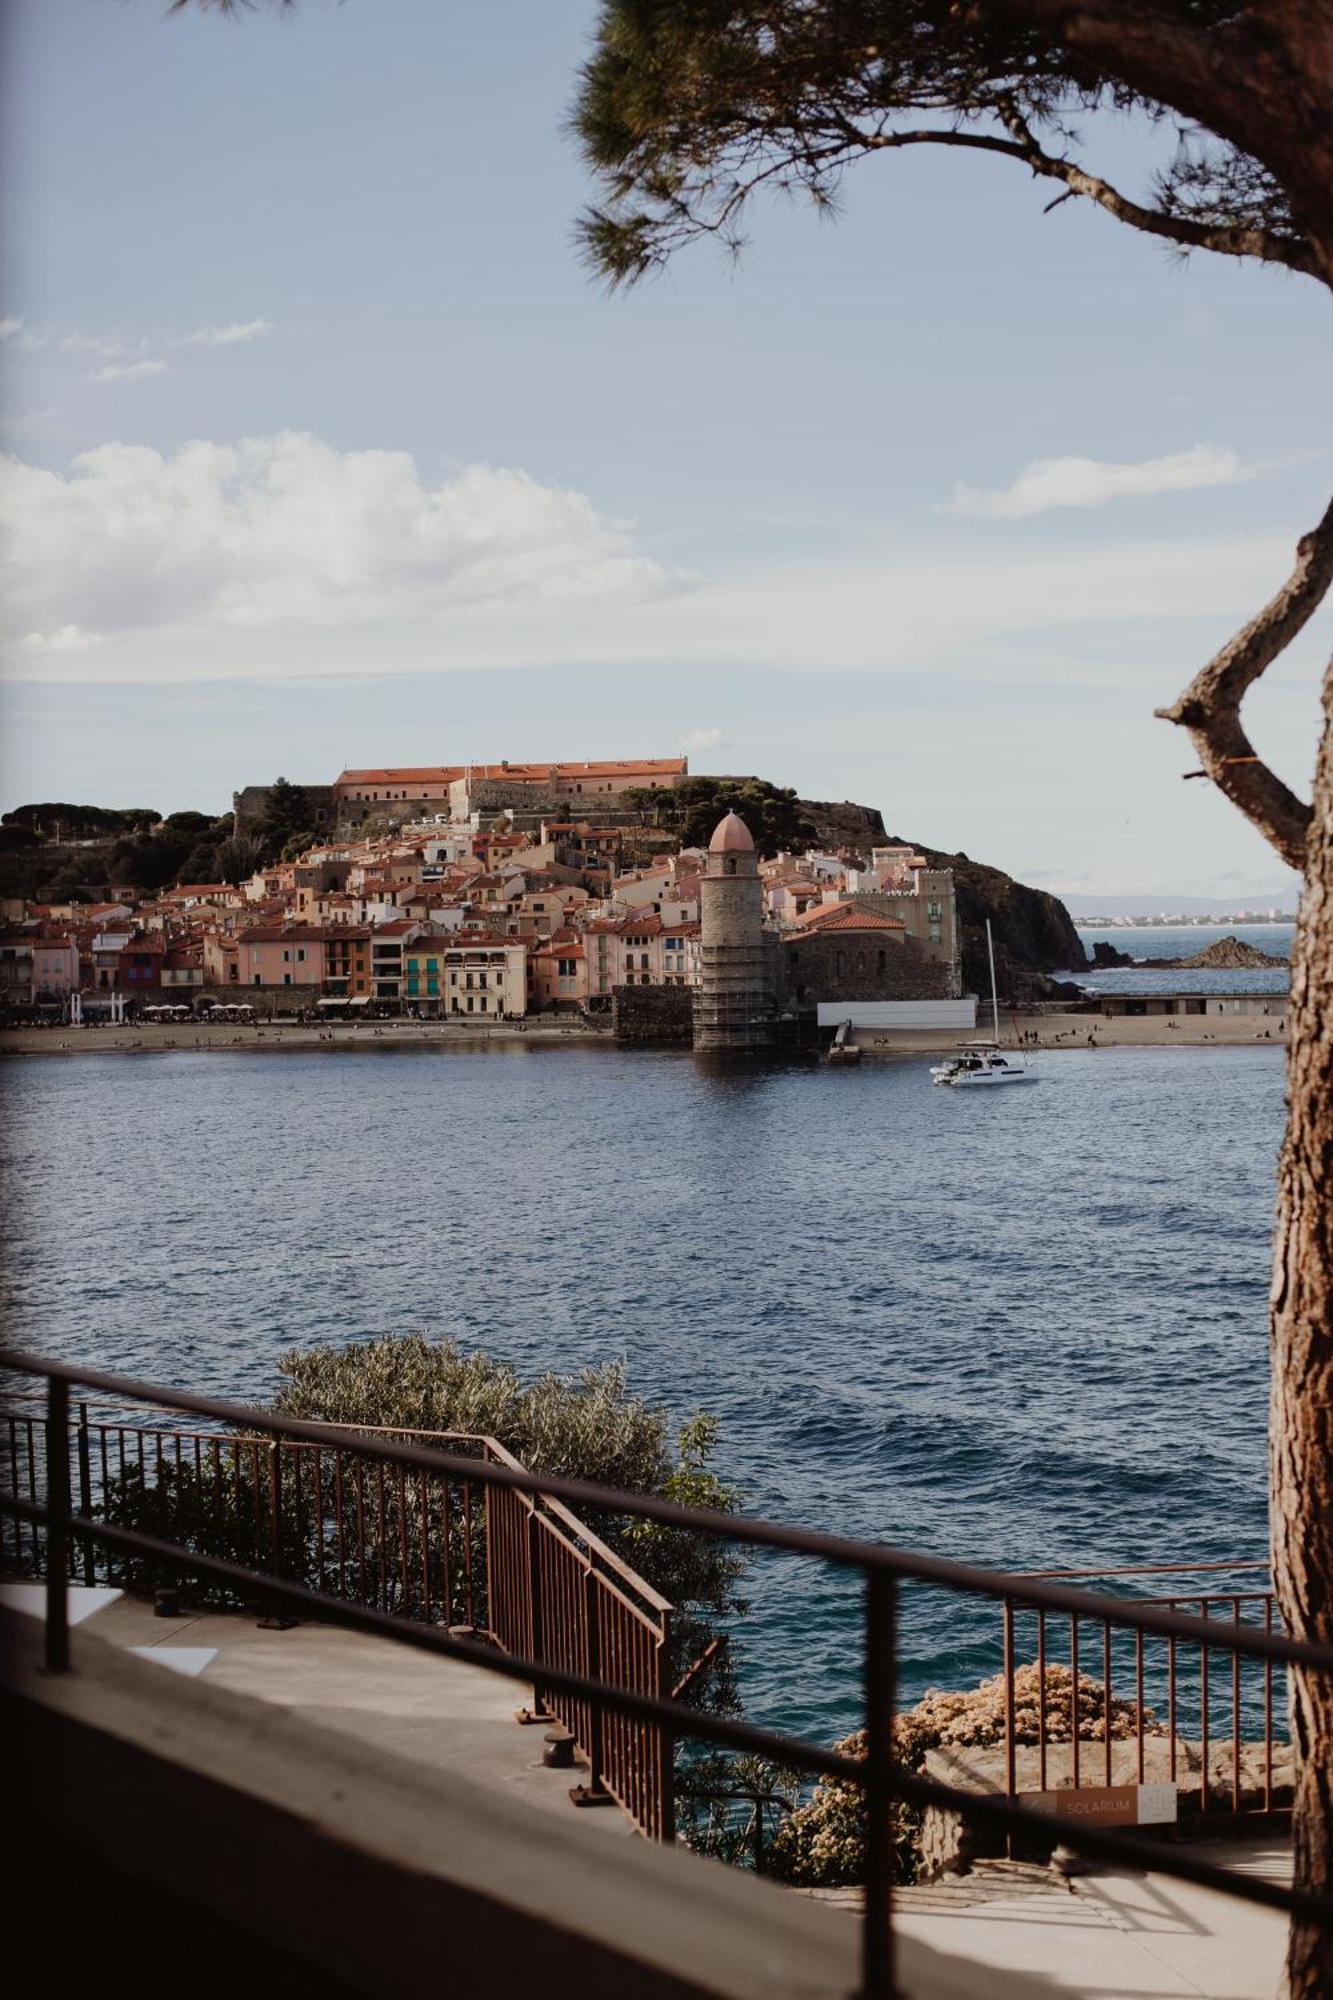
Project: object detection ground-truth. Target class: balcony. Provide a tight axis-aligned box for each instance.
[2,1354,1328,2000]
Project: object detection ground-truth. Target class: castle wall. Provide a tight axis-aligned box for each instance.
[778,929,954,1011]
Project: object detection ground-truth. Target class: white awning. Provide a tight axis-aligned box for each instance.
[317,997,350,1008]
[347,994,372,1006]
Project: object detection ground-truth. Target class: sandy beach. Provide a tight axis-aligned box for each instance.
[851,1010,1287,1056]
[0,1008,1286,1060]
[0,1018,612,1059]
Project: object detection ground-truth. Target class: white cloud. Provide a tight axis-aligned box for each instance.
[683,727,729,753]
[178,319,273,348]
[62,332,129,357]
[1,432,676,666]
[0,317,22,342]
[949,445,1250,519]
[87,359,168,385]
[3,429,1323,693]
[18,624,100,656]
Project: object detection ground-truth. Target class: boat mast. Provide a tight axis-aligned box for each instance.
[986,919,1000,1043]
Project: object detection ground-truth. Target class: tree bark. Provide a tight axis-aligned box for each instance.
[1271,654,1333,2000]
[987,2,1333,282]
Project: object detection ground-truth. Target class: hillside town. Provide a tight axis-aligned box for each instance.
[0,756,964,1045]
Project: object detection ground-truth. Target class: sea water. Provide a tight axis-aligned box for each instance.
[0,1039,1282,1741]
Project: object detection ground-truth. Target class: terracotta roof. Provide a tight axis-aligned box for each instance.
[787,904,906,935]
[337,766,465,786]
[338,758,685,787]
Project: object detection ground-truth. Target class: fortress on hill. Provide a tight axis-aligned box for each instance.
[234,758,687,837]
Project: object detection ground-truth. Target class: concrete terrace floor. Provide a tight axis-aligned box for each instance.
[4,1585,1295,1997]
[815,1845,1292,1998]
[0,1582,635,1837]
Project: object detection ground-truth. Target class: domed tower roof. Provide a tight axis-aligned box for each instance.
[708,811,755,855]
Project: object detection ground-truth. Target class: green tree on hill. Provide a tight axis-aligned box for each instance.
[624,776,816,857]
[256,776,316,859]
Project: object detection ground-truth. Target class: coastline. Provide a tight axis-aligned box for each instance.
[0,1009,1287,1060]
[0,1020,612,1059]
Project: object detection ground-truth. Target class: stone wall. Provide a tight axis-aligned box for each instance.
[193,983,323,1016]
[612,984,695,1044]
[232,786,337,837]
[779,930,954,1011]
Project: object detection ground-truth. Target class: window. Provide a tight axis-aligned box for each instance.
[297,947,306,963]
[877,951,886,974]
[283,973,292,987]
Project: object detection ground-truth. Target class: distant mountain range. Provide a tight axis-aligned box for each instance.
[1061,892,1298,921]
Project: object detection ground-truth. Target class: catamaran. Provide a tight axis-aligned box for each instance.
[930,920,1038,1088]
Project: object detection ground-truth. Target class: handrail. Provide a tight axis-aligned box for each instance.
[1019,1560,1272,1580]
[3,1393,676,1616]
[4,1350,1333,2000]
[318,1419,673,1615]
[5,1350,1327,1668]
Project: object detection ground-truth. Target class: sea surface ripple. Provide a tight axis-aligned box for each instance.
[0,1042,1282,1742]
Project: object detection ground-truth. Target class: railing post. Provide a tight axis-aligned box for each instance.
[862,1569,899,2000]
[584,1566,605,1798]
[481,1462,495,1638]
[76,1402,95,1587]
[656,1609,675,1844]
[525,1503,548,1721]
[44,1376,71,1673]
[1003,1596,1018,1859]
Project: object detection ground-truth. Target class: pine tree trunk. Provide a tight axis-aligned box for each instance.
[1272,656,1333,1999]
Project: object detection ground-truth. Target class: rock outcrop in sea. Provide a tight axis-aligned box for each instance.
[1146,934,1287,971]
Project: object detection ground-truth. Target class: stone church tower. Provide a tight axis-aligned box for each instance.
[695,811,774,1050]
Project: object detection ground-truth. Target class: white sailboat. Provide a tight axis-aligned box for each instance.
[930,921,1038,1088]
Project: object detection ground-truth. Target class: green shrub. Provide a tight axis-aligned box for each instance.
[273,1335,750,1717]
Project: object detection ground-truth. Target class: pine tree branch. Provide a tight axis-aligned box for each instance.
[1154,496,1333,873]
[819,109,1319,277]
[989,103,1320,277]
[978,0,1333,280]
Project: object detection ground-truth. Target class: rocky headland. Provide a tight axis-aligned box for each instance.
[1092,934,1288,973]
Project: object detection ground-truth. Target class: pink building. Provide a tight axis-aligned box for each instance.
[527,937,587,1012]
[32,938,80,999]
[233,926,329,988]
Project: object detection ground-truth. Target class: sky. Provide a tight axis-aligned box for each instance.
[2,0,1329,900]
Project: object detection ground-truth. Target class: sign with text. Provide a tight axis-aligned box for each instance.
[1024,1783,1177,1826]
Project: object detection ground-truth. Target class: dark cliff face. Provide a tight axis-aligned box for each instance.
[798,798,889,851]
[794,798,1087,995]
[897,839,1089,996]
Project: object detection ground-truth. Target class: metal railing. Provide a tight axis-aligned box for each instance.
[998,1562,1289,1824]
[1,1390,674,1840]
[3,1353,1333,2000]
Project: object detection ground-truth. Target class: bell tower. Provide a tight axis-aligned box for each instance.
[695,812,773,1050]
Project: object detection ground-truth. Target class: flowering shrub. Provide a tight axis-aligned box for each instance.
[768,1663,1162,1887]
